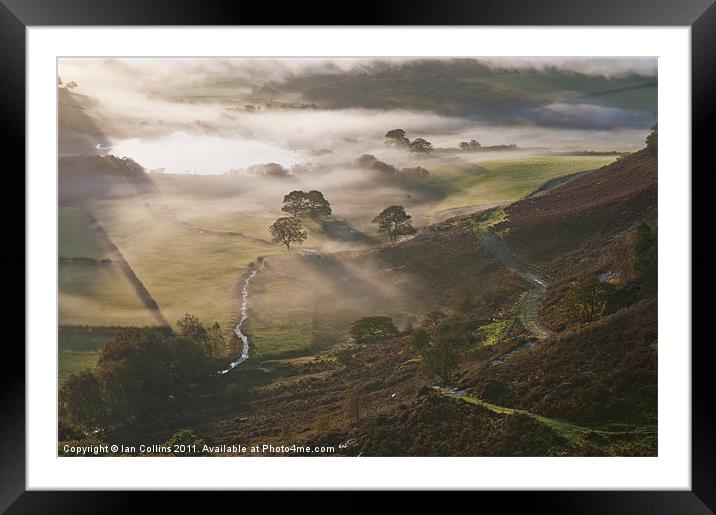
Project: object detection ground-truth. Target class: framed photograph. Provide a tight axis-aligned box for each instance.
[4,0,710,508]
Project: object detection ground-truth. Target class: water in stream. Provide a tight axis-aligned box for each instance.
[219,259,265,374]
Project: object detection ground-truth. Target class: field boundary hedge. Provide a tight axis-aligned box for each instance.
[84,209,171,328]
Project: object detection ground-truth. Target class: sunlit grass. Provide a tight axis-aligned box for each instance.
[428,155,617,215]
[58,263,157,326]
[59,206,110,260]
[93,199,284,331]
[59,349,100,385]
[436,387,657,454]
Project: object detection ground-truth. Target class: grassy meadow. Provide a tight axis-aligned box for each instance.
[91,198,284,332]
[427,155,617,217]
[58,206,156,327]
[59,206,110,259]
[58,154,618,368]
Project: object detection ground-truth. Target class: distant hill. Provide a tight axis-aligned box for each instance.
[59,154,156,204]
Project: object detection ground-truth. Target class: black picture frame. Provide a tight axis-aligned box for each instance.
[2,0,710,510]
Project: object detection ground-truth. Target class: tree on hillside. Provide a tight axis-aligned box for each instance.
[562,275,616,324]
[96,327,211,420]
[372,205,417,243]
[269,216,307,250]
[349,316,399,343]
[423,310,448,327]
[409,138,433,154]
[646,123,658,155]
[59,327,214,428]
[384,129,410,147]
[281,190,310,217]
[400,166,430,183]
[177,313,225,357]
[306,190,332,217]
[98,361,143,422]
[409,328,431,352]
[59,371,104,428]
[420,340,459,382]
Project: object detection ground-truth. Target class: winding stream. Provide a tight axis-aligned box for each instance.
[219,259,265,375]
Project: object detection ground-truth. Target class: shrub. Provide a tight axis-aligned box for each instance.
[348,316,399,343]
[164,429,210,456]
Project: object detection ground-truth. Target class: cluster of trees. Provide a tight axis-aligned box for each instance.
[269,190,332,250]
[384,129,433,154]
[459,139,482,151]
[60,316,222,429]
[348,316,400,343]
[270,190,417,248]
[346,311,459,382]
[354,154,430,185]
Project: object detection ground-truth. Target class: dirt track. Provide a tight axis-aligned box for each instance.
[475,229,552,340]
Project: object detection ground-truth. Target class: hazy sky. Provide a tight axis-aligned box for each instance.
[58,57,657,173]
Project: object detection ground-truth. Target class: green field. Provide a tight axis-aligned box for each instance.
[92,199,284,331]
[427,155,617,216]
[59,263,158,326]
[59,205,157,326]
[59,206,110,259]
[177,208,333,249]
[59,331,119,384]
[58,154,617,361]
[59,349,100,384]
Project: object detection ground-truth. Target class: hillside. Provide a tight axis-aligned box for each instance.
[497,148,657,278]
[59,154,156,204]
[81,145,658,457]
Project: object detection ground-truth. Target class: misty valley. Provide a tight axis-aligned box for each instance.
[57,58,658,457]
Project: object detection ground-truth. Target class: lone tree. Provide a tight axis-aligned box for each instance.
[420,340,459,382]
[270,216,307,250]
[281,190,332,218]
[306,190,332,217]
[349,316,399,343]
[562,275,616,324]
[409,137,433,154]
[646,122,658,155]
[372,205,416,243]
[409,328,431,352]
[384,129,410,147]
[281,190,310,217]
